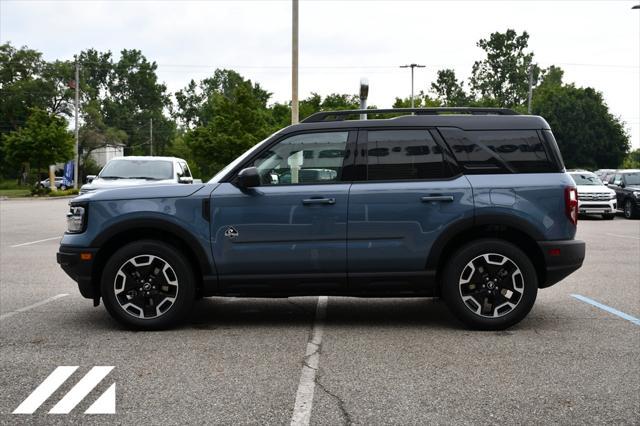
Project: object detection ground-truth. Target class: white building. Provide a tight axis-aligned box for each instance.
[90,143,125,167]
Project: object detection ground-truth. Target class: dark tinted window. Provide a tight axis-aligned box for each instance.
[365,130,451,180]
[439,128,560,173]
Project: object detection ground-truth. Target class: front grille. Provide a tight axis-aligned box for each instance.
[578,192,612,201]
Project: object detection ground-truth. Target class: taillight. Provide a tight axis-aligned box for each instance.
[565,186,578,225]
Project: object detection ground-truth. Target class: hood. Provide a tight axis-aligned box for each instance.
[75,183,206,202]
[625,185,640,192]
[576,184,615,194]
[81,178,176,191]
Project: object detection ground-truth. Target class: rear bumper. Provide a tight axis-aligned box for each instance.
[537,239,586,288]
[56,246,98,299]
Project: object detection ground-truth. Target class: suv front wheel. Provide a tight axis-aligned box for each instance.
[442,239,538,330]
[101,240,195,330]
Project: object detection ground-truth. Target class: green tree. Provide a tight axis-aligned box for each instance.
[79,102,127,179]
[469,29,540,107]
[532,75,629,169]
[180,70,274,177]
[430,69,469,106]
[621,148,640,169]
[2,108,74,175]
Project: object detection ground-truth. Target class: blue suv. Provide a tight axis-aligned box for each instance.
[57,108,585,330]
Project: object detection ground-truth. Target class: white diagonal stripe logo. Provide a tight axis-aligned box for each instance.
[13,366,78,414]
[49,366,114,414]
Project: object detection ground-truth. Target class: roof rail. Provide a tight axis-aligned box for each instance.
[301,107,519,123]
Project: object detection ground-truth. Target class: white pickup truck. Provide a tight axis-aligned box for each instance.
[80,156,201,194]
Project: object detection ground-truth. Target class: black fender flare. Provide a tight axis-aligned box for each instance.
[91,217,213,276]
[425,213,545,271]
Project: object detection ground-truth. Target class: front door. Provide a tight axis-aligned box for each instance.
[210,130,355,293]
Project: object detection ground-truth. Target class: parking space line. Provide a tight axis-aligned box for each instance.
[0,294,69,320]
[604,233,640,241]
[10,236,61,248]
[290,296,328,426]
[572,294,640,326]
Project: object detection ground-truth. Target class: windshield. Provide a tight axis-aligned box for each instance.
[570,172,602,186]
[208,132,281,183]
[625,172,640,185]
[99,159,173,180]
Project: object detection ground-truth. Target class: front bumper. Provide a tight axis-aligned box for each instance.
[577,199,616,215]
[57,246,99,299]
[537,239,586,288]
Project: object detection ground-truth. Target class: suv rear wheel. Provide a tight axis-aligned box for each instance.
[101,240,195,330]
[442,239,538,330]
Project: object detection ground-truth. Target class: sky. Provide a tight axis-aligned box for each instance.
[1,0,639,148]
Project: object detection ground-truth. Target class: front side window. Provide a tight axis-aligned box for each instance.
[253,132,349,185]
[365,130,450,181]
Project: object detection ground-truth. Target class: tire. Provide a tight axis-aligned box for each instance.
[623,199,638,219]
[100,240,195,330]
[602,213,615,220]
[441,239,538,331]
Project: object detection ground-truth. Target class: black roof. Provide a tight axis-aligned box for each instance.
[286,111,550,133]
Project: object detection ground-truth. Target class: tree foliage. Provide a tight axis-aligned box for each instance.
[469,29,539,108]
[532,73,629,169]
[2,108,74,173]
[430,69,469,106]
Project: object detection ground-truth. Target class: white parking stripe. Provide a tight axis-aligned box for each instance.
[10,236,61,248]
[290,296,328,426]
[49,366,114,414]
[0,294,68,320]
[12,366,78,414]
[604,233,640,241]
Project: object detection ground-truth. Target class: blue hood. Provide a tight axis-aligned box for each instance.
[74,183,206,202]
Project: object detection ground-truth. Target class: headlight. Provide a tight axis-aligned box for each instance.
[67,205,87,233]
[633,191,640,198]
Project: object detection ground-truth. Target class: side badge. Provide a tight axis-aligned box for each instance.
[224,226,239,239]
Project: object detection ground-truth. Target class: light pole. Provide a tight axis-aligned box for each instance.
[291,0,299,124]
[400,63,425,108]
[359,78,369,120]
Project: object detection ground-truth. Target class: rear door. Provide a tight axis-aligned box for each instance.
[210,130,356,292]
[347,128,474,291]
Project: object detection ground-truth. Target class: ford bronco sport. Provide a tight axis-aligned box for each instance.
[57,108,586,330]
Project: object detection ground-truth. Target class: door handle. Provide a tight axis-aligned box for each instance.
[421,195,454,202]
[302,198,336,205]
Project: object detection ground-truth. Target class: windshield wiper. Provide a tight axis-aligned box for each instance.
[99,176,123,179]
[125,176,163,180]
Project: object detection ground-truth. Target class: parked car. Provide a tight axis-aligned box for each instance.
[79,156,195,194]
[57,107,585,331]
[38,177,71,190]
[607,169,640,219]
[594,168,616,182]
[567,170,616,219]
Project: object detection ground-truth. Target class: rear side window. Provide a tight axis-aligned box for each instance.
[439,128,561,173]
[365,130,453,180]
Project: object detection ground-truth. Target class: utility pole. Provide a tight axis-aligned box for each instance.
[149,118,153,156]
[74,61,80,189]
[400,63,425,108]
[527,65,534,114]
[291,0,299,124]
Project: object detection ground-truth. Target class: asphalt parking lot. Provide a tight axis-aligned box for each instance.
[1,197,638,424]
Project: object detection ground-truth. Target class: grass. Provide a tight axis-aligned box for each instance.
[0,188,31,197]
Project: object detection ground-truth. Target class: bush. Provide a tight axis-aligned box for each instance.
[49,188,79,197]
[30,186,51,196]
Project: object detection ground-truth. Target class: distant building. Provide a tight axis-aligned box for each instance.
[90,143,125,167]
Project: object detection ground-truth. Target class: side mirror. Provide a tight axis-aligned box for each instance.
[178,176,193,184]
[86,175,96,183]
[236,167,261,188]
[620,181,625,188]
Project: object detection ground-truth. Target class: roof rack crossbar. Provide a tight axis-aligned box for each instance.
[301,107,519,123]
